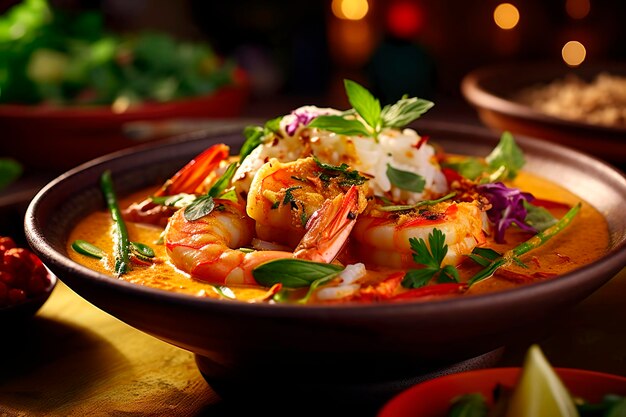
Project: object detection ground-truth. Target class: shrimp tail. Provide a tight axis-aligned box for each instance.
[123,144,230,226]
[293,185,360,263]
[155,143,230,197]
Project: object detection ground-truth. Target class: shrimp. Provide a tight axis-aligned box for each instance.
[123,144,230,227]
[350,200,489,269]
[246,157,370,247]
[164,186,362,285]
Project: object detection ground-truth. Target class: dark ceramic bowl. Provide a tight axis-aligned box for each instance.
[461,61,626,165]
[24,121,626,404]
[1,68,249,172]
[378,367,626,417]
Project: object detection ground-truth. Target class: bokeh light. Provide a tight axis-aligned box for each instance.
[386,1,424,39]
[565,0,591,19]
[493,3,520,30]
[332,0,369,21]
[562,40,586,66]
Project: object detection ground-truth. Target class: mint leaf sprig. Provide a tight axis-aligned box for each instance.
[401,228,460,289]
[308,79,433,140]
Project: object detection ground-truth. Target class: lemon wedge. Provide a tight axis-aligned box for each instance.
[505,344,579,417]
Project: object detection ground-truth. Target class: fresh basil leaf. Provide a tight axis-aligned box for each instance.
[448,393,489,417]
[485,131,525,180]
[130,242,155,258]
[386,164,426,193]
[240,125,264,161]
[184,195,215,221]
[380,96,434,128]
[402,268,437,289]
[0,158,22,191]
[307,115,371,136]
[208,162,238,198]
[252,258,344,288]
[71,240,105,259]
[523,200,558,231]
[344,79,381,130]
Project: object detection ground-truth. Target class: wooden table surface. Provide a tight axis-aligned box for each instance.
[1,267,625,416]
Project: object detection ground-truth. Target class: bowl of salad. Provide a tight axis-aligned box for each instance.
[0,0,250,171]
[378,345,626,417]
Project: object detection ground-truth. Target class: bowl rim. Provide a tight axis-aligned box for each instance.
[24,121,626,318]
[460,60,626,136]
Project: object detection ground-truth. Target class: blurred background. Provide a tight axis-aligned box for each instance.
[2,0,625,115]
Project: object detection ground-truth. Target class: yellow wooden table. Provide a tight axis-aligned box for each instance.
[1,268,625,416]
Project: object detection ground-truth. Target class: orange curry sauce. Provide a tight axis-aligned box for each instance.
[67,171,609,304]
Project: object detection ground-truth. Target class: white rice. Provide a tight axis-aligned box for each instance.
[234,106,448,203]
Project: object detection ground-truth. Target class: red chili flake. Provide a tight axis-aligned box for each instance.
[531,256,541,268]
[556,253,571,263]
[414,135,429,149]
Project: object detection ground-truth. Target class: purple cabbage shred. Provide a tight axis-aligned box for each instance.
[478,182,537,243]
[285,108,330,136]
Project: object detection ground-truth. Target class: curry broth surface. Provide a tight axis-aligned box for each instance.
[67,172,609,303]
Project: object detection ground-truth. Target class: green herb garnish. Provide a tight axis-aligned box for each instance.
[378,192,456,212]
[71,240,105,259]
[401,228,460,288]
[386,164,426,193]
[307,79,433,140]
[442,132,525,182]
[240,116,284,161]
[252,258,344,289]
[208,162,238,198]
[130,242,155,259]
[448,393,489,417]
[523,201,558,231]
[100,170,131,276]
[184,194,215,221]
[312,157,368,187]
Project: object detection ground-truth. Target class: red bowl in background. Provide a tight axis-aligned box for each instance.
[1,68,250,172]
[378,367,626,417]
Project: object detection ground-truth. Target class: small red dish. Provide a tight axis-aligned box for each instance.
[378,367,626,417]
[0,68,250,172]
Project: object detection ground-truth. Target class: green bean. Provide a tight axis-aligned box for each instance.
[100,170,130,276]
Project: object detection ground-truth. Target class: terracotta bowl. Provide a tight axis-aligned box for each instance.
[1,68,250,172]
[24,121,626,404]
[378,367,626,417]
[461,61,626,165]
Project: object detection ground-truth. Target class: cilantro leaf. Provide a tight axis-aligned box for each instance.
[381,96,434,128]
[344,79,381,130]
[402,229,460,288]
[386,164,426,193]
[486,131,525,180]
[307,115,371,136]
[402,268,437,288]
[427,228,448,266]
